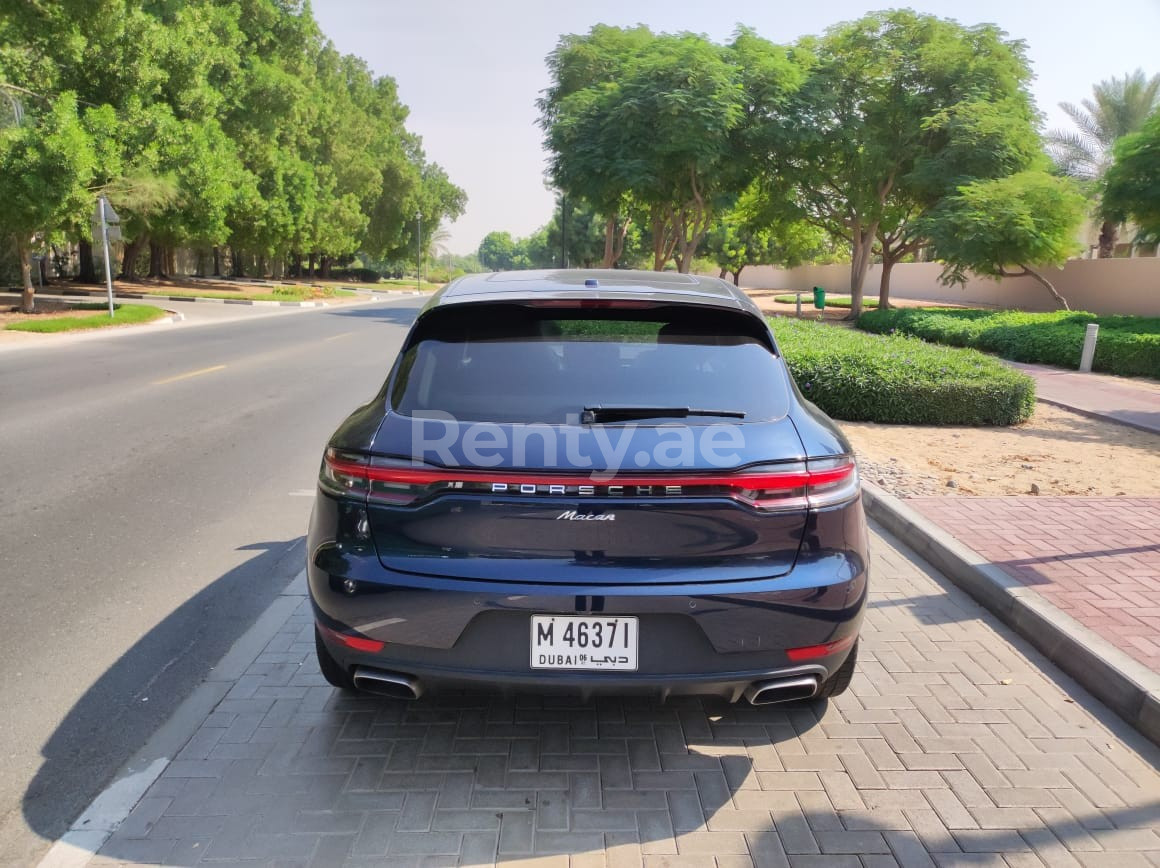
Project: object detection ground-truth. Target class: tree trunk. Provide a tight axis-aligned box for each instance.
[613,218,630,266]
[307,253,316,279]
[1097,220,1117,259]
[602,215,617,267]
[257,254,266,278]
[1009,265,1070,310]
[718,267,728,280]
[16,237,35,313]
[232,248,245,278]
[121,235,147,280]
[148,242,166,278]
[212,246,222,276]
[166,247,177,277]
[734,265,743,287]
[290,253,302,278]
[320,255,331,279]
[879,255,895,310]
[77,239,97,283]
[846,224,877,319]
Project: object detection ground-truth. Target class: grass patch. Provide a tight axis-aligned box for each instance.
[773,294,879,309]
[772,317,1035,425]
[142,285,356,301]
[6,303,168,333]
[857,308,1160,380]
[377,277,443,290]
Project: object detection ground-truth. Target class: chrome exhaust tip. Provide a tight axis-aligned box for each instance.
[744,675,820,706]
[352,667,423,700]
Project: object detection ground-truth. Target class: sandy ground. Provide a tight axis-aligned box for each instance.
[842,402,1160,497]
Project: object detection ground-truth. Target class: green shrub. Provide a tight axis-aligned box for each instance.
[771,317,1036,425]
[858,308,1160,379]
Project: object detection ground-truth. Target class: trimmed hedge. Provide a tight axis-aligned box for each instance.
[771,317,1036,425]
[857,308,1160,380]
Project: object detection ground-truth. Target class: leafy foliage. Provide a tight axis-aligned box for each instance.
[1102,110,1160,241]
[1046,69,1160,257]
[920,172,1086,308]
[858,308,1160,380]
[539,26,800,272]
[0,0,465,293]
[772,317,1036,425]
[1047,70,1160,182]
[751,11,1043,314]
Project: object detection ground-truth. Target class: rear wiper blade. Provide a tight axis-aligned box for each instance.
[581,405,746,423]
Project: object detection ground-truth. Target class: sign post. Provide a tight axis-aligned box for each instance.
[95,197,120,318]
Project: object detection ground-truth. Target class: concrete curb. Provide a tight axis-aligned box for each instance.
[862,481,1160,746]
[1033,395,1159,436]
[24,287,325,307]
[36,573,308,868]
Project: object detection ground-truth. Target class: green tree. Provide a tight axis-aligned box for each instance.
[922,172,1086,310]
[478,231,519,271]
[704,195,829,285]
[540,27,799,272]
[1047,70,1160,257]
[0,93,94,311]
[756,11,1041,316]
[539,25,654,266]
[1102,110,1160,242]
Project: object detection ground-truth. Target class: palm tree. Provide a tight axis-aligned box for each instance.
[1047,69,1160,257]
[427,227,452,282]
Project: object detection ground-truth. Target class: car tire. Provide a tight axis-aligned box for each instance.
[815,641,858,699]
[315,627,357,691]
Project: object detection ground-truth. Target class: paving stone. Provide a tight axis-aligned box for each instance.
[85,531,1160,867]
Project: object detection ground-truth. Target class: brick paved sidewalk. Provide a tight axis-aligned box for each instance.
[84,527,1160,867]
[1006,362,1160,435]
[908,498,1160,673]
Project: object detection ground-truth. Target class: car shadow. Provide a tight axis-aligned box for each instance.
[16,539,305,865]
[324,299,424,325]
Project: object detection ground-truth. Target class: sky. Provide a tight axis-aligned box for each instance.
[313,0,1160,255]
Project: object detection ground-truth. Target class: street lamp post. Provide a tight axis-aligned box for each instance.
[416,211,422,293]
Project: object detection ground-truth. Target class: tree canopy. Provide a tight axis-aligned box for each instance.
[538,25,800,273]
[749,10,1045,315]
[0,0,465,304]
[1102,110,1160,242]
[922,171,1086,309]
[1047,70,1160,257]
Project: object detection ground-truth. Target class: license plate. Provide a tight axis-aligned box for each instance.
[530,615,638,671]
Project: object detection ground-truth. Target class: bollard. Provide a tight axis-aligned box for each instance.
[795,292,802,318]
[1079,323,1099,373]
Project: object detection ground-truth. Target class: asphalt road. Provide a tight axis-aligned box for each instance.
[0,296,423,862]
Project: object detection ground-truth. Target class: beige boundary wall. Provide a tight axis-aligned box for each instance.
[735,259,1160,316]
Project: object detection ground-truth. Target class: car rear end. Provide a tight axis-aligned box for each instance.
[308,278,867,704]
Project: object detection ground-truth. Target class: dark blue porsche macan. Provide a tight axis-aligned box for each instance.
[308,270,867,705]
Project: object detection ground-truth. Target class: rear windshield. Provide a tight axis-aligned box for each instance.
[390,304,789,424]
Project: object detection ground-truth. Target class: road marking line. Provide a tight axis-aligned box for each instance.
[324,331,355,341]
[152,364,227,385]
[289,489,315,497]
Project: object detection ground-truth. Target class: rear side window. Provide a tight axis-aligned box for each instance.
[391,304,789,424]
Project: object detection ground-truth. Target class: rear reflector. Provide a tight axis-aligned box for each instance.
[786,634,856,662]
[322,450,858,511]
[318,621,385,653]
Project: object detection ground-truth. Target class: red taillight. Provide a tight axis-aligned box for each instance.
[321,449,858,511]
[318,621,385,653]
[786,635,856,662]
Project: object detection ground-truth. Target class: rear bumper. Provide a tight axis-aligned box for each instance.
[308,545,867,701]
